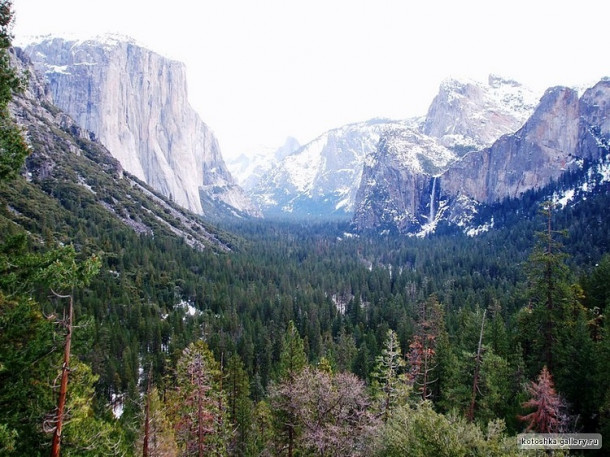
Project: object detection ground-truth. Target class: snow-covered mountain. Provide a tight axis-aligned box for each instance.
[250,75,539,220]
[228,136,300,191]
[252,119,411,218]
[423,74,539,151]
[352,75,540,233]
[21,34,260,218]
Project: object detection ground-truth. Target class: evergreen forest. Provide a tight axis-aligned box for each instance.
[1,2,610,456]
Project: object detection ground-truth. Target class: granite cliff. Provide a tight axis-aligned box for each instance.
[7,47,231,250]
[352,79,610,234]
[22,34,259,218]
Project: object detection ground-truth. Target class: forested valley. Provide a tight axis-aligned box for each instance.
[2,2,610,456]
[3,179,610,456]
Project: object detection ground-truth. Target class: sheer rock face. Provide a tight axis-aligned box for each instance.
[353,76,539,232]
[352,128,457,233]
[442,86,581,203]
[442,80,610,204]
[8,49,231,251]
[353,78,610,234]
[22,35,259,217]
[578,79,610,160]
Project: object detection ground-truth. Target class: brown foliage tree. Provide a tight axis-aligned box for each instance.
[169,341,230,457]
[407,296,444,400]
[519,366,566,433]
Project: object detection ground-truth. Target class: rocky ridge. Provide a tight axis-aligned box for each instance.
[228,136,301,192]
[252,119,410,218]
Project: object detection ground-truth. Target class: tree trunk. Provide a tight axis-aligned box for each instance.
[545,208,554,370]
[50,295,73,457]
[198,385,204,457]
[467,309,486,422]
[142,368,152,457]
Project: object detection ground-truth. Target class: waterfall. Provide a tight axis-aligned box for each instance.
[429,176,437,222]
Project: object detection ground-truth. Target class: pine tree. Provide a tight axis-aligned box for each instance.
[224,353,252,456]
[277,321,307,382]
[169,341,231,457]
[137,386,178,457]
[0,0,29,181]
[467,309,486,422]
[42,250,101,457]
[0,15,49,448]
[333,328,357,372]
[0,229,101,456]
[371,329,406,421]
[0,286,55,454]
[47,360,125,457]
[486,300,509,359]
[269,321,307,457]
[250,400,273,456]
[407,295,444,401]
[381,401,526,457]
[525,202,571,371]
[583,253,610,312]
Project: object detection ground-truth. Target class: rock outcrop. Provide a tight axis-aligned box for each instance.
[423,75,539,151]
[352,76,540,232]
[228,136,301,192]
[352,128,457,232]
[442,86,581,203]
[22,34,259,217]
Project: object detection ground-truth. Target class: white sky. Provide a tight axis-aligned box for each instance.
[11,0,610,160]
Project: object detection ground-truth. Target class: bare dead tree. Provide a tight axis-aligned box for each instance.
[143,366,152,457]
[467,309,486,422]
[49,290,73,457]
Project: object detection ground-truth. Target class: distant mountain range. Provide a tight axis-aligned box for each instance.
[20,35,610,235]
[246,74,541,222]
[228,136,301,192]
[236,73,609,235]
[353,79,610,235]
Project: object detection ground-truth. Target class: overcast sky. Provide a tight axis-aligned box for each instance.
[11,0,610,159]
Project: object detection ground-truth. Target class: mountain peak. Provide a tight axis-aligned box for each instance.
[423,74,539,150]
[275,136,301,161]
[353,77,610,235]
